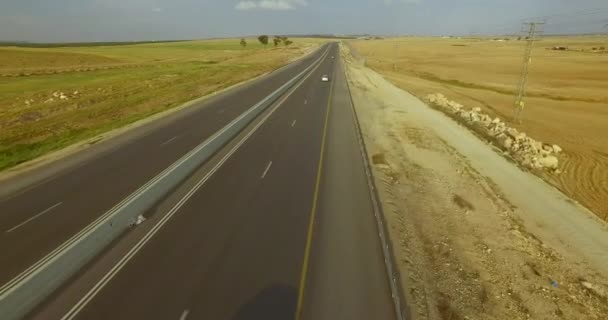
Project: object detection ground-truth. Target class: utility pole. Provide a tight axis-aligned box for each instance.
[513,21,544,123]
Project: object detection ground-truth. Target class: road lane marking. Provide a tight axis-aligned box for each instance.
[59,47,331,320]
[179,309,190,320]
[261,161,273,179]
[291,120,297,127]
[160,136,178,147]
[6,202,63,233]
[304,99,307,105]
[217,109,225,114]
[295,54,336,320]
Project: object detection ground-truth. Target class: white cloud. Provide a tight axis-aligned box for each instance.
[235,0,308,11]
[152,8,162,12]
[235,1,257,10]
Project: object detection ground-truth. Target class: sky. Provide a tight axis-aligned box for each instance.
[1,0,607,42]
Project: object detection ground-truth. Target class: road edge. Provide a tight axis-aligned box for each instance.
[340,49,410,320]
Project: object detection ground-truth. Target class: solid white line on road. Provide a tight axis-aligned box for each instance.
[179,309,190,320]
[304,99,308,105]
[291,120,297,127]
[6,202,63,233]
[160,136,178,147]
[261,161,273,179]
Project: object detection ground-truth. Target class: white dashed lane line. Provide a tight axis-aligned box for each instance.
[160,136,179,147]
[6,202,63,233]
[261,161,273,179]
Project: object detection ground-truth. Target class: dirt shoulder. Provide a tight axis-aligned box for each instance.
[341,44,608,320]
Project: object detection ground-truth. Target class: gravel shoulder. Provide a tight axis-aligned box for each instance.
[341,44,608,320]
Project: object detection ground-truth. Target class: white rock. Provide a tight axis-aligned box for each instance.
[130,214,146,227]
[581,281,607,299]
[506,128,519,139]
[472,107,482,113]
[552,144,562,153]
[539,156,559,169]
[492,117,501,124]
[470,113,481,123]
[500,136,513,149]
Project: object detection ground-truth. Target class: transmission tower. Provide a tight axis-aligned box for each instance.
[513,22,545,123]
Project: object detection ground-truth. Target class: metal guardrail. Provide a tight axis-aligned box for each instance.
[0,44,329,320]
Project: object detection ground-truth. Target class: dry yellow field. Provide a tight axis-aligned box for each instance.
[350,36,608,220]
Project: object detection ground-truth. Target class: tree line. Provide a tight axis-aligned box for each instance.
[239,36,293,48]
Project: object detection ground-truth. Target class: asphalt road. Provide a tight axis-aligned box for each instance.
[26,43,396,319]
[0,44,329,287]
[300,57,395,320]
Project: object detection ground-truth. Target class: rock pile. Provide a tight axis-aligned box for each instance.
[426,93,562,171]
[43,91,81,104]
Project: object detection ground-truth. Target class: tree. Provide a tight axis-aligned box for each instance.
[258,35,269,46]
[284,40,293,46]
[273,36,282,47]
[240,38,247,48]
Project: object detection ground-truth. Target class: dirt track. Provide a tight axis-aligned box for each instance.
[342,44,608,320]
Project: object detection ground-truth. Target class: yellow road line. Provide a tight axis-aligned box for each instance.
[294,53,336,320]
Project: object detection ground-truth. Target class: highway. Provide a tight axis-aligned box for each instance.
[3,43,396,319]
[0,44,328,287]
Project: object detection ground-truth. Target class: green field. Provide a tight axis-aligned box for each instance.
[0,38,323,171]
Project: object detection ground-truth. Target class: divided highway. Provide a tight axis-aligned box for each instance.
[0,44,328,287]
[2,43,398,319]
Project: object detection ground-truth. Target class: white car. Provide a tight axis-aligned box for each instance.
[321,75,330,82]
